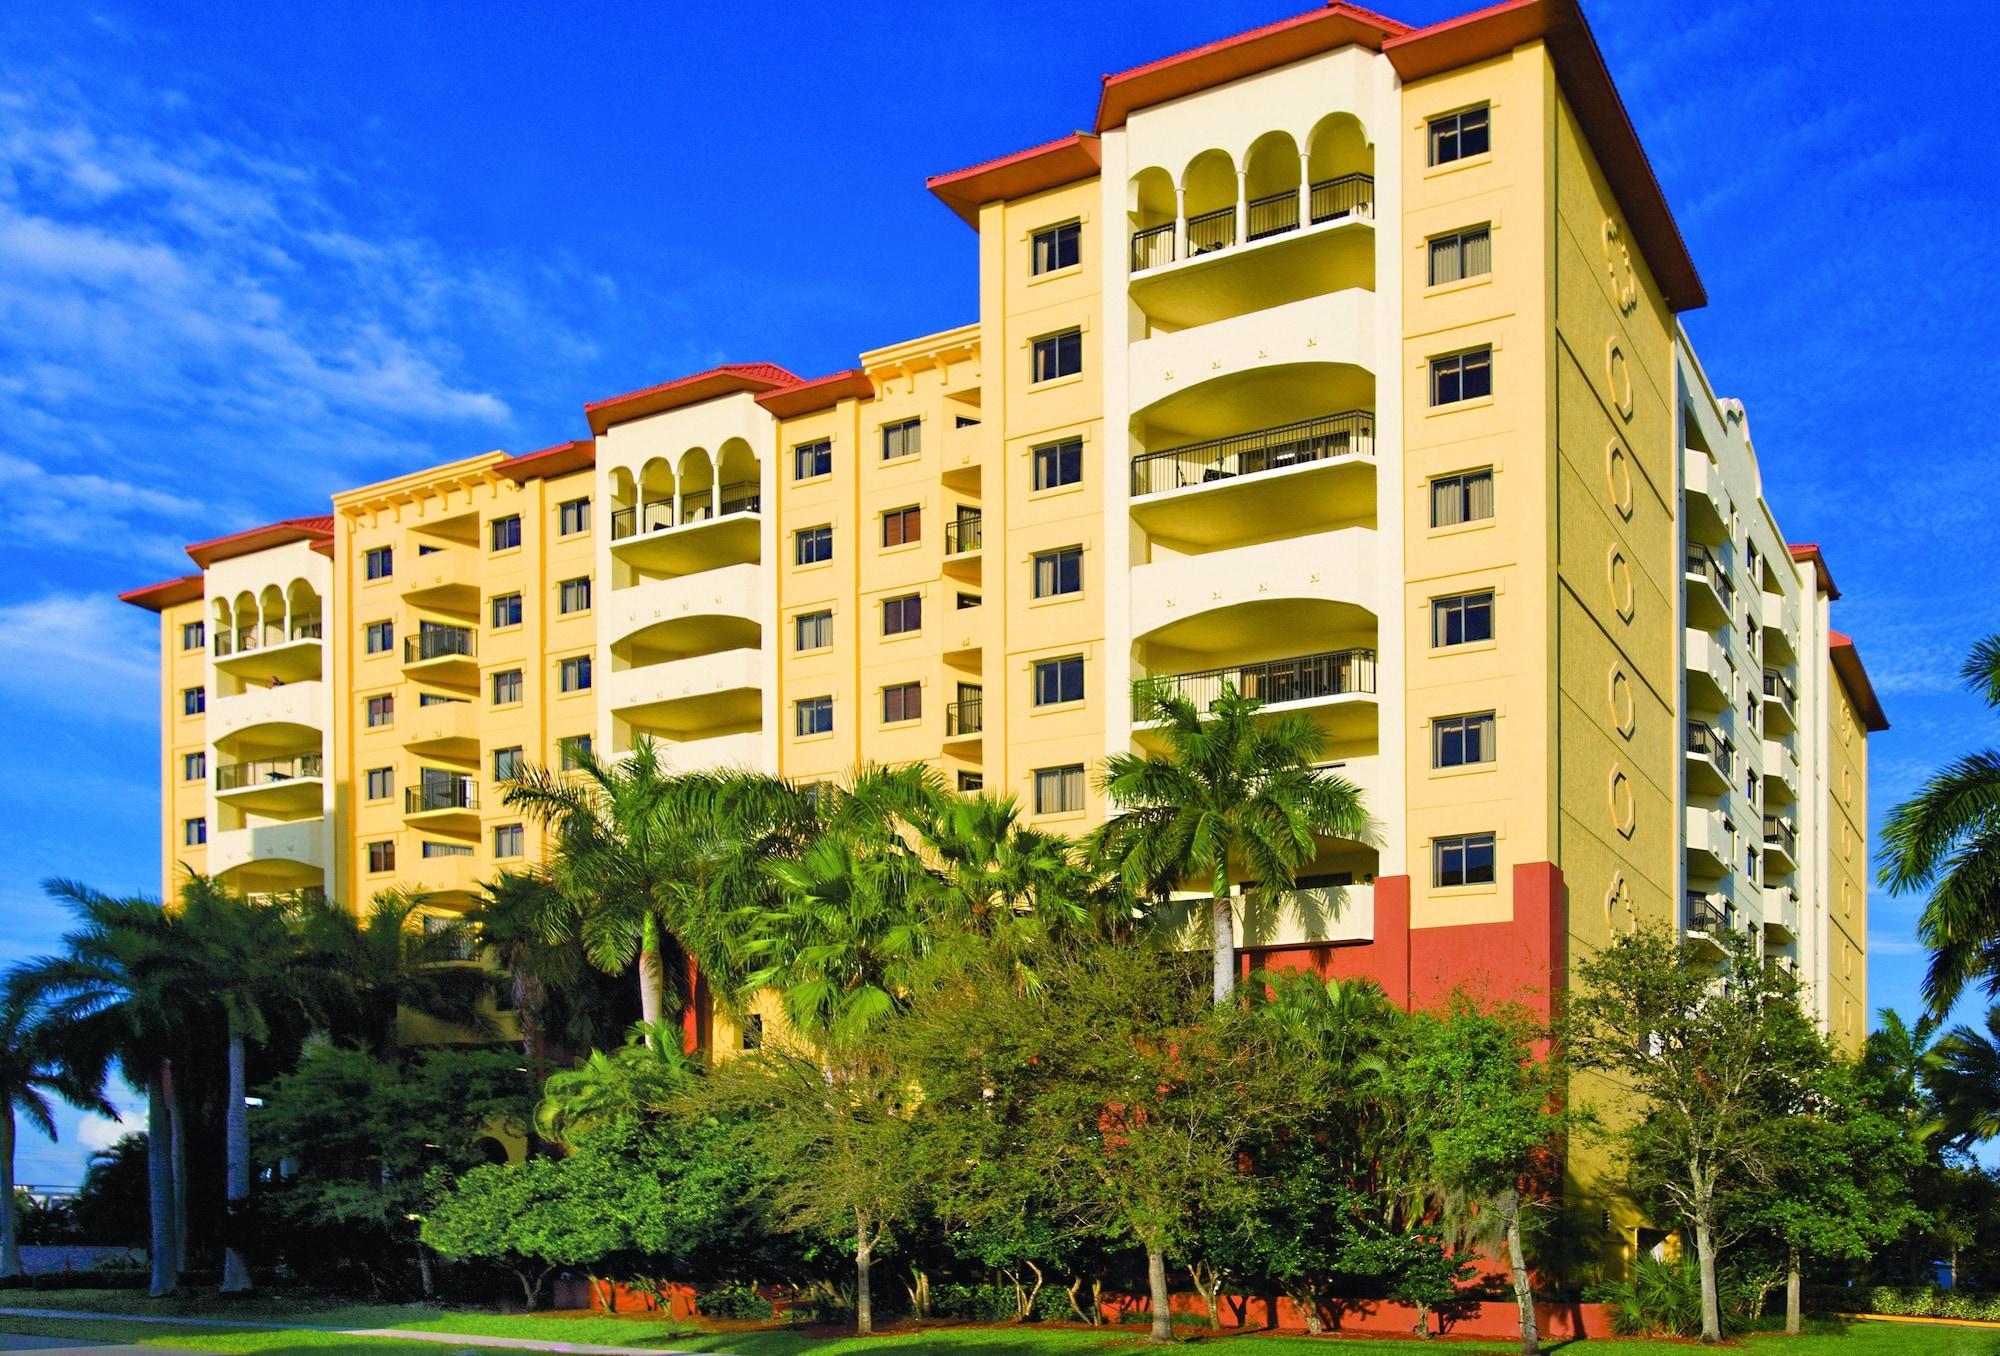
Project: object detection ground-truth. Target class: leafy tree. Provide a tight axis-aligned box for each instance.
[535,1025,699,1145]
[72,1134,151,1248]
[1095,682,1365,1003]
[1348,1226,1476,1339]
[1568,926,1825,1344]
[1,995,111,1276]
[295,890,490,1057]
[1877,633,2000,1017]
[422,1154,617,1308]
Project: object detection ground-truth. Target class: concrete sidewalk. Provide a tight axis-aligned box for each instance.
[0,1309,722,1356]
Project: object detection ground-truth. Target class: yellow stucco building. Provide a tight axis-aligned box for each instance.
[124,0,1888,1264]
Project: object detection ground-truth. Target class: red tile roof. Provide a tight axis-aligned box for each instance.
[756,369,875,418]
[585,362,802,434]
[926,134,1104,226]
[184,515,335,569]
[1788,542,1839,599]
[119,573,205,613]
[495,438,595,482]
[1829,630,1888,732]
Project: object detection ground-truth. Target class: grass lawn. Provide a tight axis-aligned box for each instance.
[2,1291,1997,1356]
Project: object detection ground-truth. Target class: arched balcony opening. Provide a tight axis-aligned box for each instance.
[1181,149,1237,257]
[285,580,322,642]
[1243,131,1302,241]
[630,457,675,537]
[1306,112,1373,223]
[676,447,716,525]
[714,437,761,518]
[256,584,286,648]
[1128,166,1178,273]
[229,592,257,655]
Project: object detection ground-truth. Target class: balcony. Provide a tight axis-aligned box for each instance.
[210,680,323,747]
[404,626,478,685]
[944,513,983,580]
[402,698,480,758]
[1685,806,1731,876]
[1138,648,1375,722]
[1762,669,1797,734]
[606,647,762,735]
[1239,879,1375,949]
[400,551,480,613]
[641,729,767,773]
[1763,885,1800,942]
[214,754,324,814]
[1685,889,1736,956]
[606,562,762,660]
[1682,450,1729,546]
[406,775,480,832]
[209,820,326,885]
[608,481,761,575]
[1685,629,1733,712]
[1684,544,1735,629]
[942,419,983,489]
[1762,590,1799,663]
[214,619,323,685]
[1129,289,1375,424]
[404,848,485,899]
[1685,720,1733,793]
[1763,815,1798,873]
[944,695,983,746]
[1130,412,1375,547]
[1763,737,1799,805]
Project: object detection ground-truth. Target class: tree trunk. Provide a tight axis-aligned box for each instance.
[1785,1247,1801,1336]
[1211,882,1235,1004]
[163,1060,188,1270]
[1,1107,19,1279]
[1146,1245,1173,1344]
[1504,1191,1539,1355]
[146,1071,177,1297]
[1694,1214,1721,1344]
[1023,1259,1044,1321]
[638,916,666,1045]
[219,1022,253,1293]
[854,1218,874,1336]
[414,1238,434,1299]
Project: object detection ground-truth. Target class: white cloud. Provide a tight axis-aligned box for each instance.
[76,1105,146,1153]
[0,592,157,720]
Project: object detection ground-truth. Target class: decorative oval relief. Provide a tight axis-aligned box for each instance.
[1603,871,1633,934]
[1605,440,1633,520]
[1607,664,1636,738]
[1607,763,1636,838]
[1602,218,1638,314]
[1605,338,1634,421]
[1606,545,1635,622]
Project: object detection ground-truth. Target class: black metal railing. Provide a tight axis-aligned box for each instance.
[1186,205,1235,256]
[1685,544,1735,605]
[405,626,475,664]
[1137,648,1376,719]
[406,778,478,814]
[1131,222,1175,272]
[1128,175,1375,275]
[1763,816,1797,856]
[1131,410,1374,497]
[1309,173,1374,224]
[1685,891,1734,936]
[610,482,760,541]
[945,514,983,555]
[1762,669,1795,711]
[946,697,983,737]
[610,498,673,541]
[1686,720,1733,777]
[1245,189,1299,241]
[215,754,323,791]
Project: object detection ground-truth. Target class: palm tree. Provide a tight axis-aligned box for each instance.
[1878,634,2000,1017]
[0,996,112,1278]
[534,1024,699,1145]
[1095,681,1368,1002]
[1930,1004,2000,1148]
[295,890,491,1057]
[1864,1007,1946,1143]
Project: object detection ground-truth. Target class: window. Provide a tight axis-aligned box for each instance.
[883,593,922,636]
[1033,765,1086,815]
[1428,227,1492,285]
[182,686,205,716]
[796,696,834,736]
[559,577,591,614]
[957,772,985,793]
[881,418,921,461]
[795,609,833,652]
[490,514,521,551]
[882,504,921,547]
[558,497,591,536]
[559,735,592,770]
[491,592,523,628]
[367,840,396,873]
[1432,591,1495,647]
[182,621,205,650]
[1033,655,1085,706]
[494,824,525,858]
[957,591,981,609]
[418,693,459,707]
[559,656,592,693]
[1033,437,1083,491]
[1433,833,1496,887]
[741,1014,765,1050]
[793,439,832,480]
[492,669,523,705]
[182,817,206,847]
[1031,328,1082,383]
[1430,469,1495,527]
[1430,348,1492,405]
[795,525,833,565]
[1428,105,1490,165]
[366,694,395,727]
[1033,546,1083,598]
[882,682,922,724]
[1031,221,1081,274]
[364,546,394,580]
[1433,712,1496,768]
[364,620,394,654]
[493,746,523,782]
[422,841,473,859]
[182,752,206,781]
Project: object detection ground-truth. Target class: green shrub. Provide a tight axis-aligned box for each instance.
[932,1282,1016,1322]
[1589,1255,1707,1337]
[1033,1282,1078,1323]
[697,1282,773,1321]
[1836,1286,2000,1322]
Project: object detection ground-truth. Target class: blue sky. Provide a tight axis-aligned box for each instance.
[2,1,1996,1182]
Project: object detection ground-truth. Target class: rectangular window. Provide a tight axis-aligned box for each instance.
[795,525,833,565]
[491,592,523,628]
[1432,712,1496,768]
[490,514,522,551]
[958,772,985,793]
[364,620,394,654]
[418,693,459,707]
[492,669,523,705]
[493,746,522,782]
[793,439,833,480]
[422,841,473,859]
[1033,765,1086,815]
[741,1013,764,1050]
[1427,226,1492,285]
[558,497,591,536]
[366,694,395,727]
[182,620,205,650]
[367,840,396,873]
[559,656,592,693]
[1429,469,1496,527]
[1430,348,1493,406]
[1033,437,1084,491]
[796,696,834,736]
[1431,591,1495,647]
[1031,328,1083,383]
[559,735,592,771]
[1032,546,1083,599]
[957,591,981,609]
[1428,105,1490,165]
[1031,221,1081,274]
[882,504,921,547]
[1433,832,1497,887]
[364,546,394,580]
[181,817,206,847]
[882,682,922,724]
[183,752,206,781]
[795,609,833,652]
[183,686,205,716]
[559,577,591,614]
[881,418,921,461]
[494,824,524,858]
[883,593,922,636]
[1033,655,1085,706]
[366,767,394,800]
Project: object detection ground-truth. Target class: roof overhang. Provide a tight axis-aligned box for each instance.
[1829,631,1889,733]
[1788,543,1840,599]
[756,369,875,418]
[495,438,595,482]
[585,363,802,435]
[184,516,335,570]
[120,574,204,613]
[926,134,1103,227]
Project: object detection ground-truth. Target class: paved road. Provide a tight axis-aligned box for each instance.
[0,1311,718,1356]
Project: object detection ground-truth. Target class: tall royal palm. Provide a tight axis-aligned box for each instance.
[1878,634,2000,1017]
[0,996,112,1278]
[1095,681,1367,1002]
